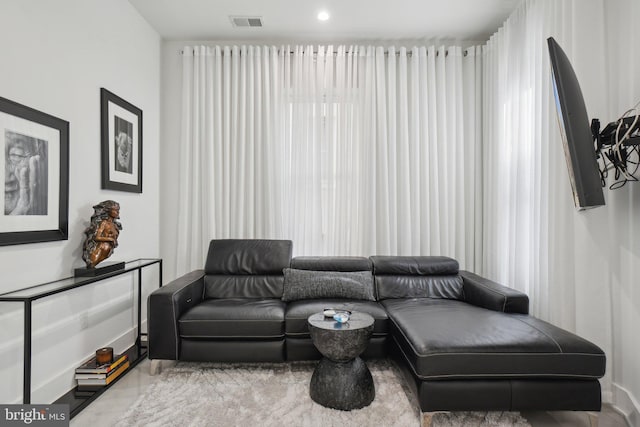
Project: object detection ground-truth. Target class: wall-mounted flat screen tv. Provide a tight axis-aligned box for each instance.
[547,37,605,210]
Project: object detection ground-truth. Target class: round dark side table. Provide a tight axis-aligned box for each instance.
[307,311,375,410]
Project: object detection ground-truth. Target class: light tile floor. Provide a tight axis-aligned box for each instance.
[70,359,629,427]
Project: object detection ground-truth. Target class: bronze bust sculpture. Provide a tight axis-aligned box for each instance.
[82,200,122,269]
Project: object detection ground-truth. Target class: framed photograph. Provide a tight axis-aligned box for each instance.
[0,96,69,246]
[100,88,142,193]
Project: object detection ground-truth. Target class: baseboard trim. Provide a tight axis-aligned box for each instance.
[612,382,640,427]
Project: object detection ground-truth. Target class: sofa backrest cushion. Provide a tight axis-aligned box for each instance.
[290,256,372,272]
[204,239,293,274]
[203,239,292,299]
[371,256,464,300]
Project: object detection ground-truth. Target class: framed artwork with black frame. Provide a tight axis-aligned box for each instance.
[0,96,69,246]
[100,88,142,193]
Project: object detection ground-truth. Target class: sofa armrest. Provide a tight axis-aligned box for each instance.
[460,270,529,314]
[148,270,205,360]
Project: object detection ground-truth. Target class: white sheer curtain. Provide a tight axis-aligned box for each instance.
[176,44,482,274]
[356,45,482,263]
[176,46,285,274]
[481,0,584,322]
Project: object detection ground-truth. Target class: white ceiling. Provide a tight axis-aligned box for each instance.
[129,0,523,43]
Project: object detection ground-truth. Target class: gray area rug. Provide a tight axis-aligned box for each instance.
[116,359,531,427]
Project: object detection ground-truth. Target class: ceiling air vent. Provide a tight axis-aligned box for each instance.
[230,16,263,28]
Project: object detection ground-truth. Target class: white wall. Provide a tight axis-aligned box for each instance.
[0,0,160,403]
[159,40,185,284]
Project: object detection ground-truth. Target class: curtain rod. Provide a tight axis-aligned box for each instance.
[179,48,469,57]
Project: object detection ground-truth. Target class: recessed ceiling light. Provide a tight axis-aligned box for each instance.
[317,11,330,21]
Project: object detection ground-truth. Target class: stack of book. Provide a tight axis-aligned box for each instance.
[74,353,130,396]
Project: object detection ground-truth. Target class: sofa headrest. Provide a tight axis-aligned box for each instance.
[370,256,462,300]
[370,256,459,275]
[204,239,293,275]
[291,256,371,272]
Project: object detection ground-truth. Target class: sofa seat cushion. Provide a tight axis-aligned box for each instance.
[383,298,605,380]
[179,298,285,339]
[285,299,388,338]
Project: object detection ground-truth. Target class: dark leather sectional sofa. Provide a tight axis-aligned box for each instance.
[148,239,605,424]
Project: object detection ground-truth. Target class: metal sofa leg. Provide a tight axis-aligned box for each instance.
[421,411,449,427]
[149,359,162,376]
[587,411,599,427]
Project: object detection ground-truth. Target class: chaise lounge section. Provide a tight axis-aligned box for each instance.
[372,256,605,424]
[148,239,606,425]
